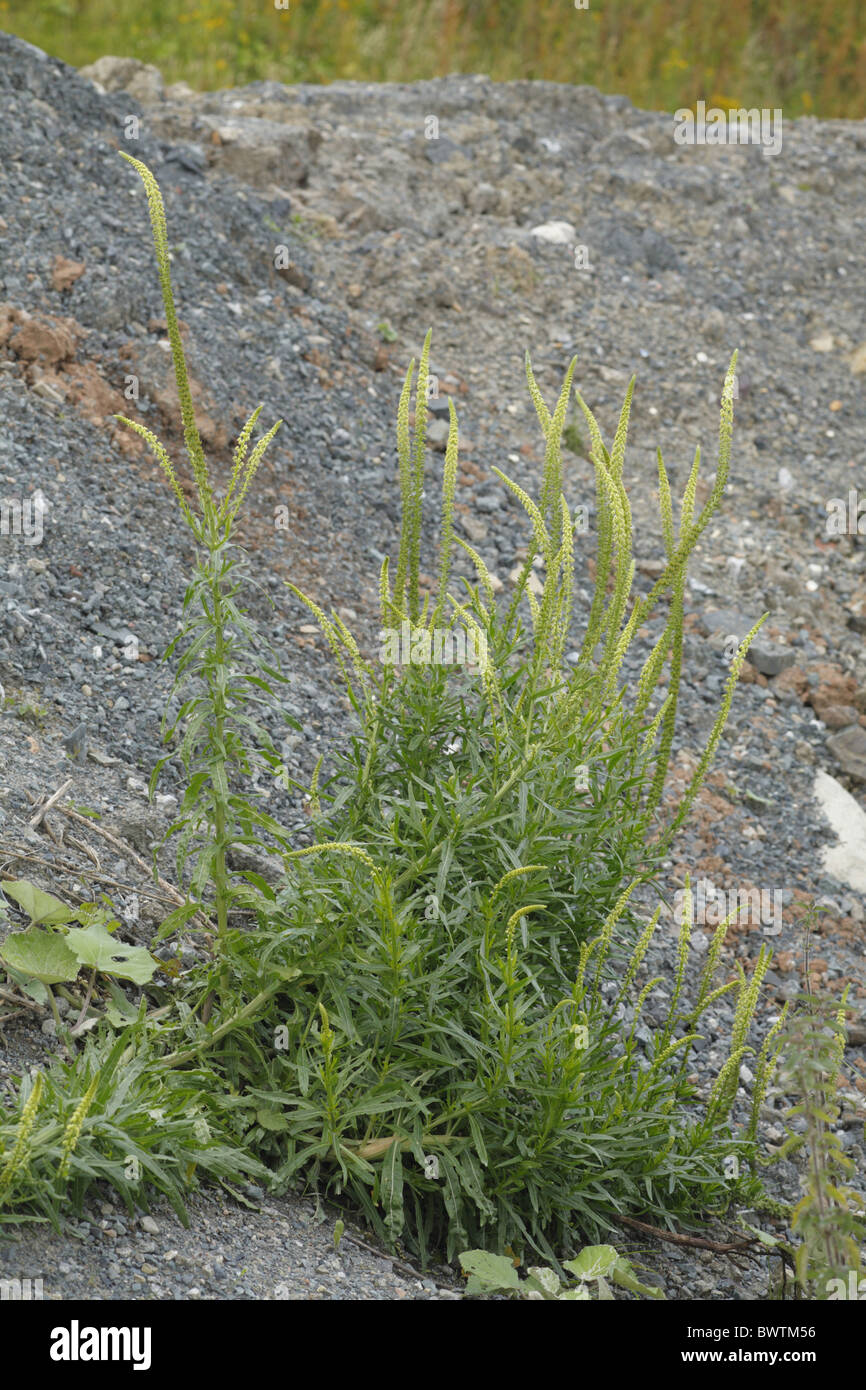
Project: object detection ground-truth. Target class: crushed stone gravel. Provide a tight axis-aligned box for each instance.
[1,34,865,1301]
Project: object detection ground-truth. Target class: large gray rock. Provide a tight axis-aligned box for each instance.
[78,56,165,104]
[200,117,320,189]
[700,607,757,639]
[826,725,866,782]
[746,639,797,678]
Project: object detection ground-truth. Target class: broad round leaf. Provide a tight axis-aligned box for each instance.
[2,879,74,926]
[458,1249,520,1294]
[64,921,158,984]
[0,925,80,984]
[563,1244,620,1281]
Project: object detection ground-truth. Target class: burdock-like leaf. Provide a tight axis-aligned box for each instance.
[65,920,158,985]
[0,926,80,984]
[458,1249,520,1295]
[563,1244,619,1280]
[2,879,74,926]
[610,1256,666,1300]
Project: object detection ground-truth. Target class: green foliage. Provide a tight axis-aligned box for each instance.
[459,1243,664,1299]
[114,155,297,998]
[6,1,863,117]
[2,880,75,927]
[0,1025,266,1228]
[210,855,769,1265]
[0,880,158,995]
[771,992,866,1299]
[185,340,774,1266]
[0,166,786,1277]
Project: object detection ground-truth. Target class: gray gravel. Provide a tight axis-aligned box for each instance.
[1,33,865,1300]
[0,1187,465,1301]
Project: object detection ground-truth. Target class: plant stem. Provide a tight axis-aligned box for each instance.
[157,980,293,1069]
[206,533,231,1001]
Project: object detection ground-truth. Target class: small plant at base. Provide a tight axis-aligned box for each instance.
[0,694,48,727]
[0,879,159,1034]
[762,905,866,1299]
[775,1000,865,1299]
[0,1027,266,1228]
[459,1244,664,1299]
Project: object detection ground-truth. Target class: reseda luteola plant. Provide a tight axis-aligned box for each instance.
[774,992,865,1297]
[288,326,767,897]
[0,161,786,1270]
[747,905,866,1299]
[245,329,782,1260]
[114,154,293,1001]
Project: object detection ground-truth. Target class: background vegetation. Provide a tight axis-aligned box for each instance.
[3,0,865,119]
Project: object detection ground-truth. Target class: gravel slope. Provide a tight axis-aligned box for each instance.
[1,33,865,1301]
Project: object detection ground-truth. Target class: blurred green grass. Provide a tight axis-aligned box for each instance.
[3,0,866,117]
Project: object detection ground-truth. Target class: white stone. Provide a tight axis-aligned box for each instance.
[814,769,866,893]
[509,566,544,595]
[809,332,834,353]
[529,221,576,245]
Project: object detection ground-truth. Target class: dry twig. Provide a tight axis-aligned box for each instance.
[617,1214,758,1254]
[28,779,73,829]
